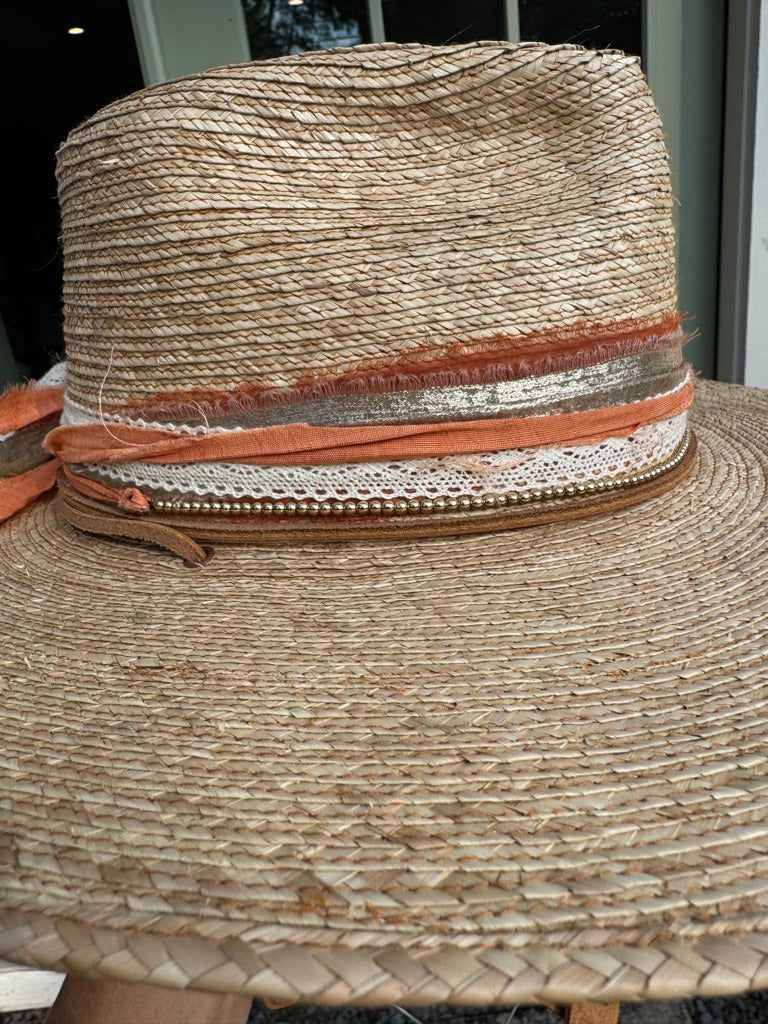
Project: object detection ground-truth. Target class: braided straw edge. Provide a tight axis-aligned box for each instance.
[4,907,768,1006]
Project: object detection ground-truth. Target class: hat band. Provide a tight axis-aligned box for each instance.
[45,374,692,468]
[0,344,694,555]
[62,346,686,433]
[80,410,689,511]
[43,355,694,562]
[56,428,697,565]
[54,408,693,566]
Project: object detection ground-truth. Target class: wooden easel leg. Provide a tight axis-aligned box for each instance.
[262,996,296,1009]
[551,1002,620,1023]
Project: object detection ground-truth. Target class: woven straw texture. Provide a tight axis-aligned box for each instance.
[56,42,676,409]
[1,381,768,1006]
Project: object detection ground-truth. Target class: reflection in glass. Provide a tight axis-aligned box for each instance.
[242,0,370,60]
[381,0,505,46]
[518,0,641,56]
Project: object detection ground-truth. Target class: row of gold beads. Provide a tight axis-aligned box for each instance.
[152,431,689,516]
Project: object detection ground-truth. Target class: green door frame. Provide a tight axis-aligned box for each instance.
[644,0,726,378]
[719,0,764,387]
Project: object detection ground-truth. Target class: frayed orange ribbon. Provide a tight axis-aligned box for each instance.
[0,383,64,435]
[0,460,59,521]
[45,381,694,467]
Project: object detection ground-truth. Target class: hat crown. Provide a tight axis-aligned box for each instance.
[56,41,676,415]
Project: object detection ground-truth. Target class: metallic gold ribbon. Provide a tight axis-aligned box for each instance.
[46,377,693,468]
[199,348,687,429]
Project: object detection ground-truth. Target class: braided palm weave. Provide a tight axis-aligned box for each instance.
[1,42,767,1009]
[2,383,768,1005]
[56,42,676,409]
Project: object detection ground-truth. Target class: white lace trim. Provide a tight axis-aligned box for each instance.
[38,361,68,389]
[88,413,687,502]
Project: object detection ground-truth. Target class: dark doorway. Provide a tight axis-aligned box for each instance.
[1,0,144,380]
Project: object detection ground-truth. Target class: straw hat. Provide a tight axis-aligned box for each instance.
[1,41,768,1010]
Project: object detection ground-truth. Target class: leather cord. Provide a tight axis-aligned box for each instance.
[54,434,697,564]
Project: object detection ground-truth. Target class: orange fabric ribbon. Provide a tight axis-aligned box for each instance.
[0,460,59,521]
[0,384,64,435]
[0,382,66,524]
[59,463,151,512]
[45,381,694,467]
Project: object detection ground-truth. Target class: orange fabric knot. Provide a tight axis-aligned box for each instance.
[60,463,153,514]
[117,487,151,513]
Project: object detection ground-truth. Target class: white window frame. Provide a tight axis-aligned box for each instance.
[128,0,250,84]
[366,0,520,42]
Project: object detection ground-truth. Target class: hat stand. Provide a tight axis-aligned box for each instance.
[550,1003,620,1023]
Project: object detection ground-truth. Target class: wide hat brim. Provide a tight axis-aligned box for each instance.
[1,379,768,1008]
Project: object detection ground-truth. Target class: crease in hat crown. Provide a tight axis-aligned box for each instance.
[1,41,694,547]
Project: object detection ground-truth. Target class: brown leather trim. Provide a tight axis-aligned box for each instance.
[55,434,697,559]
[57,481,211,565]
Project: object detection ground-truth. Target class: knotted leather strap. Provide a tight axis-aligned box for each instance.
[57,478,211,566]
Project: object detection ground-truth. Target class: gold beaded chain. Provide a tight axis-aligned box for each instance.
[151,431,690,518]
